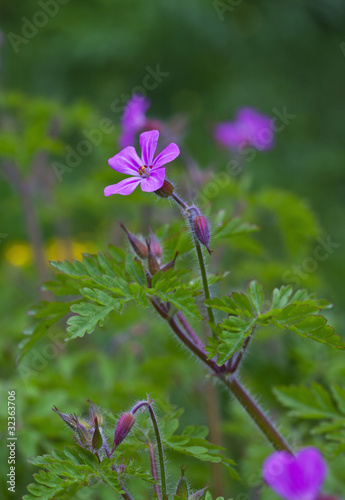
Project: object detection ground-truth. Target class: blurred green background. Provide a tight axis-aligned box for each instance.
[1,0,345,498]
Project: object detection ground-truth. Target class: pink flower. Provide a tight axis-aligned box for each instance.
[105,130,180,196]
[263,448,327,500]
[119,94,150,148]
[214,107,274,151]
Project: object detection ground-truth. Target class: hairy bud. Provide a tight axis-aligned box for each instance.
[193,215,212,254]
[76,418,92,448]
[92,417,103,450]
[188,206,212,255]
[113,412,135,451]
[189,484,209,500]
[154,179,174,198]
[147,240,160,275]
[120,223,148,259]
[52,406,78,431]
[176,466,189,498]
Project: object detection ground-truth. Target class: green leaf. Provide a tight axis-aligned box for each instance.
[213,217,259,240]
[66,302,114,340]
[24,445,125,499]
[247,281,263,314]
[273,383,339,419]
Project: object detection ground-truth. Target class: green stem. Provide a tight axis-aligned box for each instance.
[132,402,167,499]
[147,405,167,500]
[195,239,216,332]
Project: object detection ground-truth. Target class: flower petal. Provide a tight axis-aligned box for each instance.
[263,448,327,500]
[104,177,141,196]
[140,130,159,166]
[140,168,165,192]
[108,147,141,175]
[152,143,180,168]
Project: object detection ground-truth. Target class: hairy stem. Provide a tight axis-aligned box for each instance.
[171,192,188,209]
[151,299,292,453]
[151,299,218,372]
[194,239,216,332]
[160,188,292,452]
[132,402,168,500]
[176,310,204,350]
[149,443,162,500]
[222,376,293,453]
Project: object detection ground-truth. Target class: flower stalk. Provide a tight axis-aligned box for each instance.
[131,401,168,500]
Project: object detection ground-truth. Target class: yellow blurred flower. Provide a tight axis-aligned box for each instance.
[5,242,32,267]
[4,239,98,267]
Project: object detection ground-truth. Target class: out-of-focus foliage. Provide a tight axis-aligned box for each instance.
[1,0,345,498]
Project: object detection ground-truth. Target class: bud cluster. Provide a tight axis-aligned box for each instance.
[120,223,178,277]
[53,402,105,453]
[53,398,210,498]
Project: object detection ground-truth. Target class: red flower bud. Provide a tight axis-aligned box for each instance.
[147,240,160,275]
[193,215,213,255]
[113,412,135,451]
[120,223,148,259]
[154,179,174,198]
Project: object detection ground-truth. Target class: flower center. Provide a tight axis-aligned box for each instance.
[138,165,153,177]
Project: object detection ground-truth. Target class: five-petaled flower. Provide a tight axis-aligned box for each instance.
[119,94,150,148]
[105,130,180,196]
[214,107,274,151]
[262,447,327,500]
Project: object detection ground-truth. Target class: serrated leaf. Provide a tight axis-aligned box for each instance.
[273,384,339,419]
[247,281,263,315]
[66,302,114,340]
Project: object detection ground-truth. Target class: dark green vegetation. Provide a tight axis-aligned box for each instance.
[1,1,345,498]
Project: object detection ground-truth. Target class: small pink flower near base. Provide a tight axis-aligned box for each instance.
[263,448,327,500]
[105,130,180,196]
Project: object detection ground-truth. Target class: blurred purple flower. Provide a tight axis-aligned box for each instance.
[105,130,180,196]
[214,107,274,151]
[119,94,150,148]
[263,447,327,500]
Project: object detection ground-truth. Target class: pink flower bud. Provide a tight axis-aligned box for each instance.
[193,215,213,255]
[113,413,135,451]
[120,223,148,259]
[154,179,174,198]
